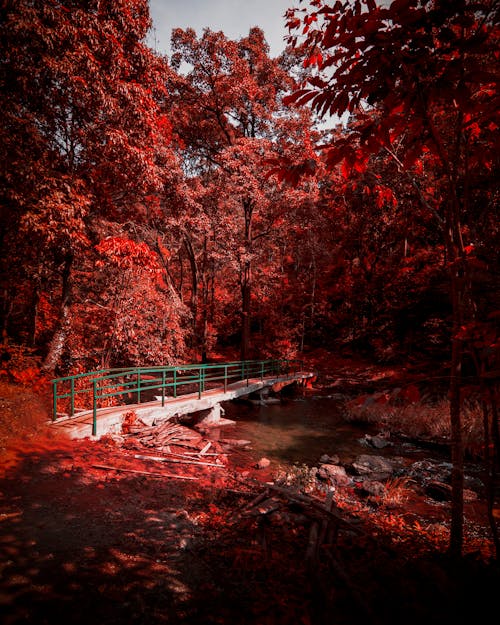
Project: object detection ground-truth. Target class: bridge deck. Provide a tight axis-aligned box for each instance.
[50,371,313,439]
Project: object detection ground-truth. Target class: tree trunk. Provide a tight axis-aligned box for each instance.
[183,234,198,336]
[448,317,464,556]
[240,198,254,361]
[241,261,251,361]
[41,252,73,373]
[31,272,41,346]
[446,221,466,557]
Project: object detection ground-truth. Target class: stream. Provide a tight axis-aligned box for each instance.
[206,394,442,470]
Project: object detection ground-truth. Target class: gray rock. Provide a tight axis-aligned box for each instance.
[317,464,350,486]
[371,435,392,449]
[359,480,386,498]
[359,433,392,449]
[319,453,340,465]
[351,454,394,479]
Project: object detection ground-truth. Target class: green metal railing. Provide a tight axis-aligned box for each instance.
[51,359,303,436]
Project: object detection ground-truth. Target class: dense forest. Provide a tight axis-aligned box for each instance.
[0,0,499,559]
[1,0,498,375]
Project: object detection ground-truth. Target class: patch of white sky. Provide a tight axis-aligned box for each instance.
[146,0,298,58]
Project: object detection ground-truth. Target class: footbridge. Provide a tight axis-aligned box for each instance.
[50,359,315,439]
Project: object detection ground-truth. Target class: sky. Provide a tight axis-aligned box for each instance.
[146,0,297,58]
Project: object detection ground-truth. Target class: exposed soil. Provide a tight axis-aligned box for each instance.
[1,371,499,625]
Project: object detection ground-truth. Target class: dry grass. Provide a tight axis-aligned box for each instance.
[343,396,486,454]
[381,476,412,508]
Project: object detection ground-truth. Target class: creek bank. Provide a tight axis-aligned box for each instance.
[311,438,483,506]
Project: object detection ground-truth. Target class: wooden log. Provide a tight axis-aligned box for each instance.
[184,451,220,457]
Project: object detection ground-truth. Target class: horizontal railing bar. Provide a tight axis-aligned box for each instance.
[51,359,304,424]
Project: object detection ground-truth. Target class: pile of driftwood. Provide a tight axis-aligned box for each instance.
[97,413,229,480]
[123,417,203,453]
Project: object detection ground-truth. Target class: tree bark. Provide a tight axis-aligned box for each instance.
[241,261,251,361]
[183,233,198,334]
[240,198,254,361]
[41,252,73,373]
[445,220,466,557]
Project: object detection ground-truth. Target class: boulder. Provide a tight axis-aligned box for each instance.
[317,464,350,486]
[358,480,386,498]
[319,453,340,465]
[351,454,394,479]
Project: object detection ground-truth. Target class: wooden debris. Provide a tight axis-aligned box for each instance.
[239,489,271,516]
[133,453,224,468]
[183,451,220,457]
[92,464,198,480]
[122,418,203,455]
[199,441,212,455]
[220,438,252,447]
[236,483,364,540]
[266,484,364,534]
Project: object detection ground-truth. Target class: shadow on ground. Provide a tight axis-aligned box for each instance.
[1,438,499,625]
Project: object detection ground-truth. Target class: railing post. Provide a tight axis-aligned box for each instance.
[161,370,165,406]
[70,377,75,417]
[52,381,57,421]
[224,365,227,392]
[92,380,97,436]
[137,370,141,404]
[173,369,177,398]
[198,367,202,399]
[260,361,264,381]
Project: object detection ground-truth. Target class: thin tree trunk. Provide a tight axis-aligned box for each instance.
[240,198,253,361]
[241,261,251,361]
[446,223,466,557]
[31,272,41,346]
[41,252,73,373]
[448,322,464,556]
[183,234,198,334]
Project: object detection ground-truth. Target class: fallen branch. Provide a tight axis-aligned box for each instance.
[199,441,212,455]
[265,484,364,535]
[184,451,220,457]
[239,489,271,515]
[163,450,221,460]
[92,464,198,480]
[133,453,224,468]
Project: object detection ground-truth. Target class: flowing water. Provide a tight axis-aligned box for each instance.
[207,395,381,468]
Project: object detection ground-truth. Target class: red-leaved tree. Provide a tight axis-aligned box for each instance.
[284,0,500,555]
[0,0,176,371]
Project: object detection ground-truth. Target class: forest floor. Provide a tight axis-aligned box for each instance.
[0,354,499,625]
